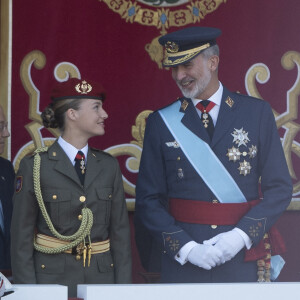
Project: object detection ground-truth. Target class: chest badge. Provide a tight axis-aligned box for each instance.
[227,128,257,176]
[231,127,250,147]
[226,146,241,162]
[238,160,252,176]
[248,145,258,158]
[165,141,180,148]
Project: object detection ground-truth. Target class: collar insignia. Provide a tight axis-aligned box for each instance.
[181,99,189,111]
[225,96,234,107]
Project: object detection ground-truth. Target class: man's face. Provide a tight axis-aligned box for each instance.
[171,54,212,99]
[0,107,10,155]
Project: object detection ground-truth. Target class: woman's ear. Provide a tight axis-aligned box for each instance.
[66,108,77,121]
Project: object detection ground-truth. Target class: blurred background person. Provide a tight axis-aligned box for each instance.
[0,104,14,276]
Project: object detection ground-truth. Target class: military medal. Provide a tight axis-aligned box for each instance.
[202,111,209,128]
[80,159,85,174]
[75,152,86,174]
[248,145,258,158]
[227,128,257,176]
[226,146,241,162]
[238,160,252,176]
[196,100,215,128]
[231,128,250,147]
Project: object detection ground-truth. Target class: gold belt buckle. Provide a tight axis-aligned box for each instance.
[75,242,84,261]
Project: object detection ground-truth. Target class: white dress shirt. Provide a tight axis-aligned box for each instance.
[57,136,88,165]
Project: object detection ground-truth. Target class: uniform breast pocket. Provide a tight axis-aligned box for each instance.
[95,187,113,225]
[43,189,71,226]
[164,150,190,188]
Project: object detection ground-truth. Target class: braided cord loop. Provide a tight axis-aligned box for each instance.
[33,147,93,254]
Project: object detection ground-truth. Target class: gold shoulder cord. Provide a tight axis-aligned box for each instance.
[33,147,93,254]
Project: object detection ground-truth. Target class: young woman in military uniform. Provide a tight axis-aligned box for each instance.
[11,78,132,297]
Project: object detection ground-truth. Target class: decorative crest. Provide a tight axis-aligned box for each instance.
[165,41,179,53]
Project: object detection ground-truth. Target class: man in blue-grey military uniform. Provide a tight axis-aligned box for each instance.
[135,26,293,283]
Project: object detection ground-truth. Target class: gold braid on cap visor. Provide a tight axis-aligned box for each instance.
[164,42,210,66]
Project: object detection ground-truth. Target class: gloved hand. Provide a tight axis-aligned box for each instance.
[187,243,223,270]
[203,229,246,263]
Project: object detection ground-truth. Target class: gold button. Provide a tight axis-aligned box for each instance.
[41,264,45,269]
[76,255,81,261]
[79,196,86,203]
[110,263,114,267]
[108,194,112,199]
[52,195,57,200]
[211,225,218,229]
[212,199,218,203]
[243,152,247,156]
[78,214,83,221]
[52,152,56,157]
[177,157,181,161]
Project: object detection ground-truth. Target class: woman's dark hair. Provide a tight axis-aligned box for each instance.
[41,98,83,132]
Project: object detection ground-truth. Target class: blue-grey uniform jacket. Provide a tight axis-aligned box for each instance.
[135,87,292,282]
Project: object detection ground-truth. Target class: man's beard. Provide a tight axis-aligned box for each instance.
[176,71,211,99]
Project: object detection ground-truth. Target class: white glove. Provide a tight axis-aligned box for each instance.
[187,243,223,270]
[203,229,246,263]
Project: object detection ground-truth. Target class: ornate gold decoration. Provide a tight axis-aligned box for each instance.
[245,51,300,208]
[145,35,165,69]
[99,0,226,30]
[131,110,153,147]
[99,0,227,68]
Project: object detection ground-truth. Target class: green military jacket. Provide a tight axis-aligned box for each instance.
[11,141,132,296]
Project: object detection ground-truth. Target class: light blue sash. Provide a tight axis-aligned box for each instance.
[159,101,284,278]
[159,100,246,203]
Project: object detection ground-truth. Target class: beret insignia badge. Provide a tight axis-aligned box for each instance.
[75,80,92,95]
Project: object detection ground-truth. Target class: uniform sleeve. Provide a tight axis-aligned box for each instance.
[135,113,193,259]
[237,102,293,245]
[11,157,38,283]
[109,158,132,283]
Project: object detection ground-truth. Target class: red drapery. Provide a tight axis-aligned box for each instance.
[9,0,300,283]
